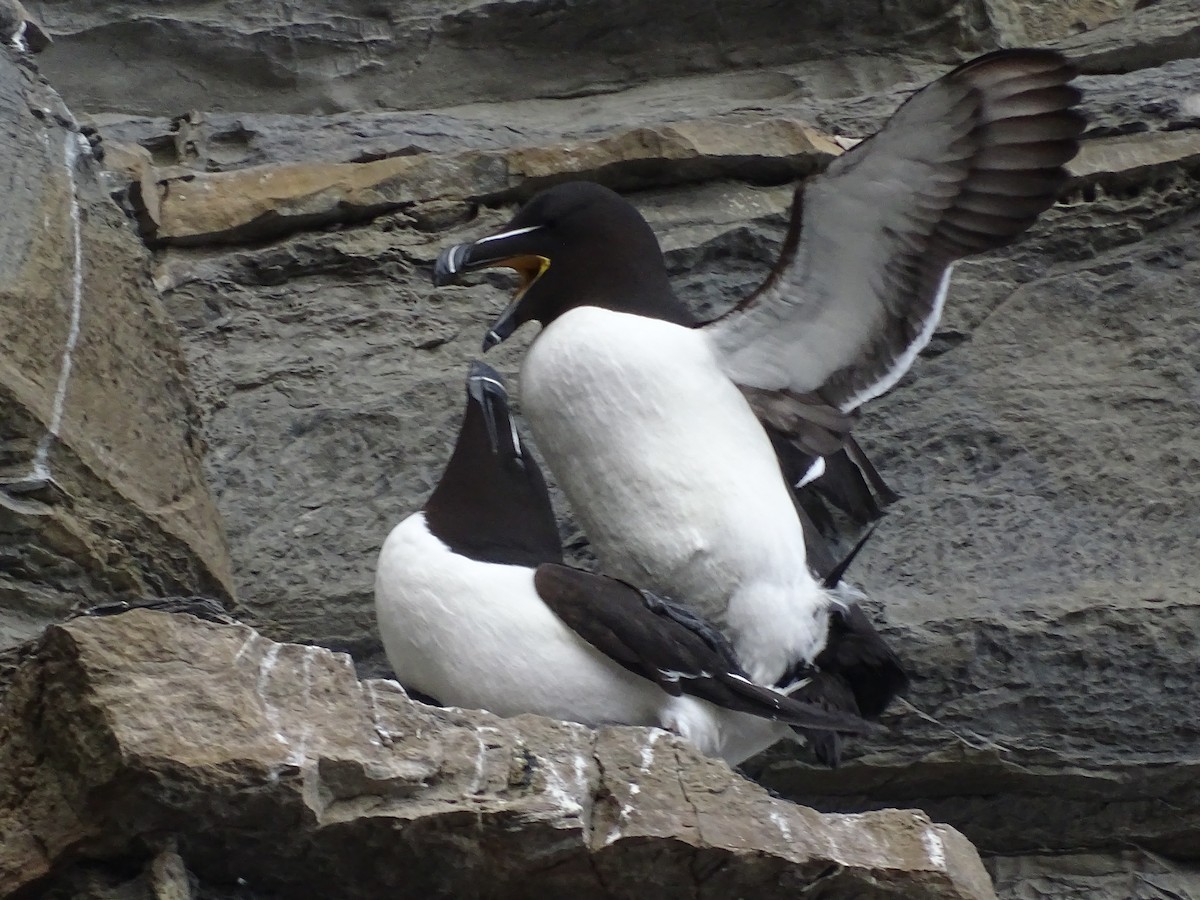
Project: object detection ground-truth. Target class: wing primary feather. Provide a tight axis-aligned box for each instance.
[942,207,1040,236]
[955,189,1061,218]
[978,66,1080,96]
[706,46,1083,443]
[984,86,1083,121]
[985,111,1088,143]
[974,140,1079,170]
[966,167,1068,197]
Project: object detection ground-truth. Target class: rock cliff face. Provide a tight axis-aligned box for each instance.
[29,0,991,116]
[0,52,232,659]
[2,1,1199,897]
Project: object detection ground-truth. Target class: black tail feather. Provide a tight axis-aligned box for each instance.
[803,441,898,529]
[710,671,880,737]
[787,673,861,768]
[816,604,910,720]
[845,435,901,507]
[822,523,879,589]
[776,603,910,768]
[766,424,897,582]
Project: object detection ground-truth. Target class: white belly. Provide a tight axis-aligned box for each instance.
[373,513,788,763]
[520,307,830,681]
[375,513,661,725]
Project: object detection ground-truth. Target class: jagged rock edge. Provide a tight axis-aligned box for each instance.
[133,151,833,249]
[127,122,1200,254]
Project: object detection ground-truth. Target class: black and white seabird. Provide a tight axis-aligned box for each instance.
[430,50,1083,740]
[374,362,876,765]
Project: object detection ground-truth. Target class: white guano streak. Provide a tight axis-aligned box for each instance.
[256,643,292,753]
[289,647,317,767]
[769,809,794,846]
[364,682,393,746]
[468,728,487,794]
[605,729,665,845]
[29,133,86,482]
[922,827,947,870]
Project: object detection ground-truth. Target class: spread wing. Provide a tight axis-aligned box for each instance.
[533,563,877,735]
[706,50,1084,515]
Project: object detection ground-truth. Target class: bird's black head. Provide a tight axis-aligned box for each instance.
[433,181,692,350]
[424,362,564,567]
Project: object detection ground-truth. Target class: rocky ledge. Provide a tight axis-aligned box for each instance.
[0,609,994,899]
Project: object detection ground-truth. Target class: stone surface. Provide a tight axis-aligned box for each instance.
[983,0,1137,45]
[78,43,1200,184]
[0,0,51,53]
[125,111,1200,250]
[0,609,996,899]
[990,851,1200,899]
[147,53,1200,657]
[5,2,1200,897]
[0,52,232,658]
[30,0,995,117]
[1053,0,1200,73]
[133,116,837,246]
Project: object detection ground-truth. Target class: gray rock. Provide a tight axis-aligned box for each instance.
[1053,0,1200,73]
[31,0,996,117]
[150,62,1199,900]
[0,609,998,899]
[131,116,836,246]
[990,851,1200,899]
[0,52,232,659]
[0,0,50,53]
[740,167,1200,855]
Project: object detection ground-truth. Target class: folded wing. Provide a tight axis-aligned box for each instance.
[533,563,877,735]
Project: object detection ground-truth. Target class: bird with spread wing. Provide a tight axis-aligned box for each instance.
[431,49,1084,761]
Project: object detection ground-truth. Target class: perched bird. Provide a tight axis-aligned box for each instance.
[374,362,878,765]
[0,0,51,53]
[432,50,1083,745]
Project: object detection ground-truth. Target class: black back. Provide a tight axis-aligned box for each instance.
[424,362,563,567]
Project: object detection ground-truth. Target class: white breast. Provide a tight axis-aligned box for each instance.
[375,512,657,724]
[373,512,788,763]
[520,306,831,682]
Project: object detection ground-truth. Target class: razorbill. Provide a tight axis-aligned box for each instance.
[430,50,1082,729]
[374,362,877,765]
